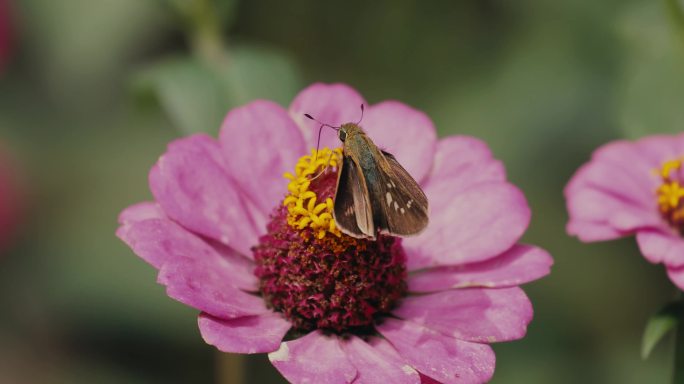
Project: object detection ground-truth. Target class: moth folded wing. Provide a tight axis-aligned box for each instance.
[333,155,375,239]
[376,150,429,236]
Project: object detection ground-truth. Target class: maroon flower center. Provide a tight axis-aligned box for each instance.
[252,149,407,333]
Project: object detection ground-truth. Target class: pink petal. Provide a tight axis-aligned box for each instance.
[564,159,655,210]
[593,135,684,177]
[408,244,553,292]
[361,101,437,183]
[565,187,663,239]
[393,287,533,343]
[219,100,307,213]
[377,318,495,384]
[158,258,268,318]
[202,239,261,291]
[565,135,684,242]
[404,182,531,270]
[341,336,420,384]
[198,312,291,354]
[667,266,684,291]
[424,136,506,192]
[118,201,164,224]
[116,216,258,291]
[116,219,173,269]
[636,229,684,267]
[289,83,367,150]
[149,134,264,257]
[269,331,357,384]
[565,220,627,242]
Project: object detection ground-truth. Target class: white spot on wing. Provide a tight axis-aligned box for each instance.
[386,192,393,205]
[386,183,392,188]
[407,200,413,208]
[393,202,399,211]
[400,208,405,214]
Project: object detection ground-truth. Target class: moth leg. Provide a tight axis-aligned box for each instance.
[308,150,336,181]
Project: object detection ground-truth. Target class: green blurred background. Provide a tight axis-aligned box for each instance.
[1,0,683,382]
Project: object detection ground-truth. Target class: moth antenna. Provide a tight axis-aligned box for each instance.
[304,113,339,162]
[314,123,325,162]
[355,104,365,125]
[304,113,339,131]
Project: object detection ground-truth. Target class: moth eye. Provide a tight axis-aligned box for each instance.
[339,130,347,142]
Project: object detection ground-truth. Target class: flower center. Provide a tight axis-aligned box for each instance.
[283,147,344,239]
[656,158,684,232]
[253,148,407,333]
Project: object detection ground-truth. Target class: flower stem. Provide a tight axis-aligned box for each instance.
[171,0,229,65]
[217,352,245,384]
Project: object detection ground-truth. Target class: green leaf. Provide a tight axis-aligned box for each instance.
[220,45,303,106]
[131,57,231,135]
[642,301,684,359]
[131,45,302,136]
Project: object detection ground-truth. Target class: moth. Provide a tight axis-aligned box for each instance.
[305,106,429,239]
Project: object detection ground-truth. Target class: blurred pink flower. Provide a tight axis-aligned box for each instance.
[117,83,552,384]
[0,145,22,253]
[0,0,12,73]
[566,133,684,289]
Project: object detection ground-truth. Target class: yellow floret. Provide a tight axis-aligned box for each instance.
[656,158,684,222]
[283,147,343,238]
[661,159,683,180]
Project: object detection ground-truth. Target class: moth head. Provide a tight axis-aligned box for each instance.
[338,126,348,142]
[339,123,363,143]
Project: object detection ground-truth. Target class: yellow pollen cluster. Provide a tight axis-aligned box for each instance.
[283,147,343,239]
[656,158,684,226]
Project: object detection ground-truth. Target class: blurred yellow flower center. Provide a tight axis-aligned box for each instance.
[283,147,343,239]
[656,158,684,228]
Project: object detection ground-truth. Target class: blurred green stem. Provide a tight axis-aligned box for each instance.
[172,0,229,65]
[666,0,684,46]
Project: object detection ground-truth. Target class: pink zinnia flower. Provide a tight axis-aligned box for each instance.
[117,83,552,383]
[566,133,684,289]
[0,0,12,74]
[0,144,21,253]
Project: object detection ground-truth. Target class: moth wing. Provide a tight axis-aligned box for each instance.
[373,150,429,236]
[333,154,375,238]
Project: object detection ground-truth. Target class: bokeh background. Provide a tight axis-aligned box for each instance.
[1,0,683,383]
